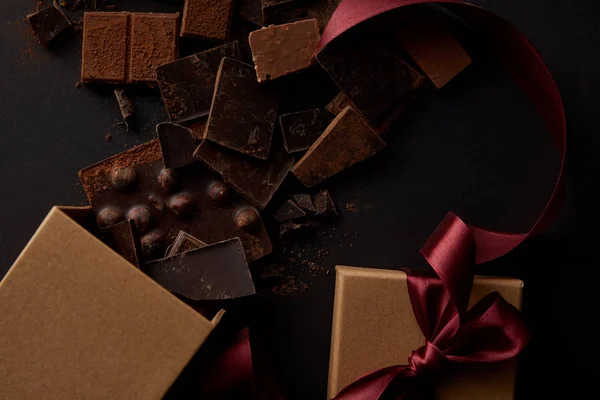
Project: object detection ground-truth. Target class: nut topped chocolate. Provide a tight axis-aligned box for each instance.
[79,139,272,262]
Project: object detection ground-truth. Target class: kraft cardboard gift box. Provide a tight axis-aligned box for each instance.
[328,266,523,400]
[0,206,222,400]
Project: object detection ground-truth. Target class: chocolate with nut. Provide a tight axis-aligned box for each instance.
[79,139,272,262]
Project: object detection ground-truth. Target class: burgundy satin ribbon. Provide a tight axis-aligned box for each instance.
[316,0,566,264]
[333,214,531,400]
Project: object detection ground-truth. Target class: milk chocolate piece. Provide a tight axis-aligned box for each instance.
[114,89,135,130]
[314,189,337,218]
[397,21,471,89]
[81,12,128,83]
[292,194,316,213]
[79,139,272,262]
[325,92,352,116]
[204,57,279,160]
[316,38,424,124]
[279,109,331,153]
[27,5,71,45]
[279,220,318,240]
[239,0,263,26]
[165,230,208,257]
[194,139,294,209]
[292,106,386,187]
[273,200,306,222]
[156,42,241,123]
[129,13,179,84]
[101,219,143,268]
[249,19,320,82]
[181,0,234,40]
[157,123,197,169]
[146,238,255,301]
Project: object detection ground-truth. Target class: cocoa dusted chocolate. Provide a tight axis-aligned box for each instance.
[79,139,272,262]
[181,0,233,40]
[27,5,71,45]
[279,109,332,153]
[204,57,279,160]
[81,12,178,84]
[145,238,255,301]
[249,19,320,82]
[156,42,242,123]
[291,106,386,187]
[165,231,208,257]
[316,38,424,124]
[194,139,294,209]
[273,200,306,222]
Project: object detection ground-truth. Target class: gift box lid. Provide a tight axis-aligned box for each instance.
[0,206,219,400]
[328,265,523,400]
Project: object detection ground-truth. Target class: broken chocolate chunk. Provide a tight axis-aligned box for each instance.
[292,106,386,187]
[114,89,135,130]
[396,20,471,89]
[27,5,71,45]
[238,0,263,26]
[292,194,316,213]
[194,139,294,209]
[316,37,424,124]
[279,220,319,241]
[146,238,255,301]
[279,109,331,153]
[79,139,272,262]
[325,92,352,116]
[157,123,197,169]
[204,57,279,160]
[156,42,242,123]
[314,189,337,218]
[262,0,304,25]
[101,219,143,268]
[273,200,306,222]
[165,230,208,257]
[249,19,320,82]
[181,0,234,40]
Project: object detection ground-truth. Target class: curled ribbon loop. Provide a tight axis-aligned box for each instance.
[408,341,447,375]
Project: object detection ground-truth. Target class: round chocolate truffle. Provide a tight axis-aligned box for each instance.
[141,230,165,259]
[127,206,153,233]
[168,193,195,217]
[96,207,124,228]
[111,167,137,190]
[208,181,229,202]
[236,208,260,231]
[158,168,177,193]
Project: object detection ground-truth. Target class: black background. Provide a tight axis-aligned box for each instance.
[1,0,598,398]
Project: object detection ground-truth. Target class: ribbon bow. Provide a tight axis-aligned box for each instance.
[333,214,531,399]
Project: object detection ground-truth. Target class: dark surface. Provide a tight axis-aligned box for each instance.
[1,0,598,399]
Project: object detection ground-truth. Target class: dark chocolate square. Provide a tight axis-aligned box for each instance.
[279,109,332,153]
[27,5,71,45]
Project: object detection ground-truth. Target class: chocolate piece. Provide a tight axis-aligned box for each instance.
[273,200,306,222]
[194,139,294,209]
[181,0,234,40]
[79,139,272,262]
[238,0,263,26]
[114,89,135,130]
[292,106,386,187]
[292,194,316,213]
[101,219,143,268]
[316,38,424,124]
[165,230,208,257]
[146,238,255,301]
[262,0,301,25]
[279,220,318,240]
[314,189,337,217]
[183,119,208,141]
[129,13,179,84]
[249,19,320,82]
[396,21,471,89]
[204,57,279,160]
[81,12,178,84]
[325,92,352,116]
[27,5,71,45]
[279,109,331,153]
[156,42,242,123]
[81,12,128,84]
[157,123,196,169]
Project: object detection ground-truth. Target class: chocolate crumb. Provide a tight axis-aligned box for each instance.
[345,202,358,213]
[105,132,112,142]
